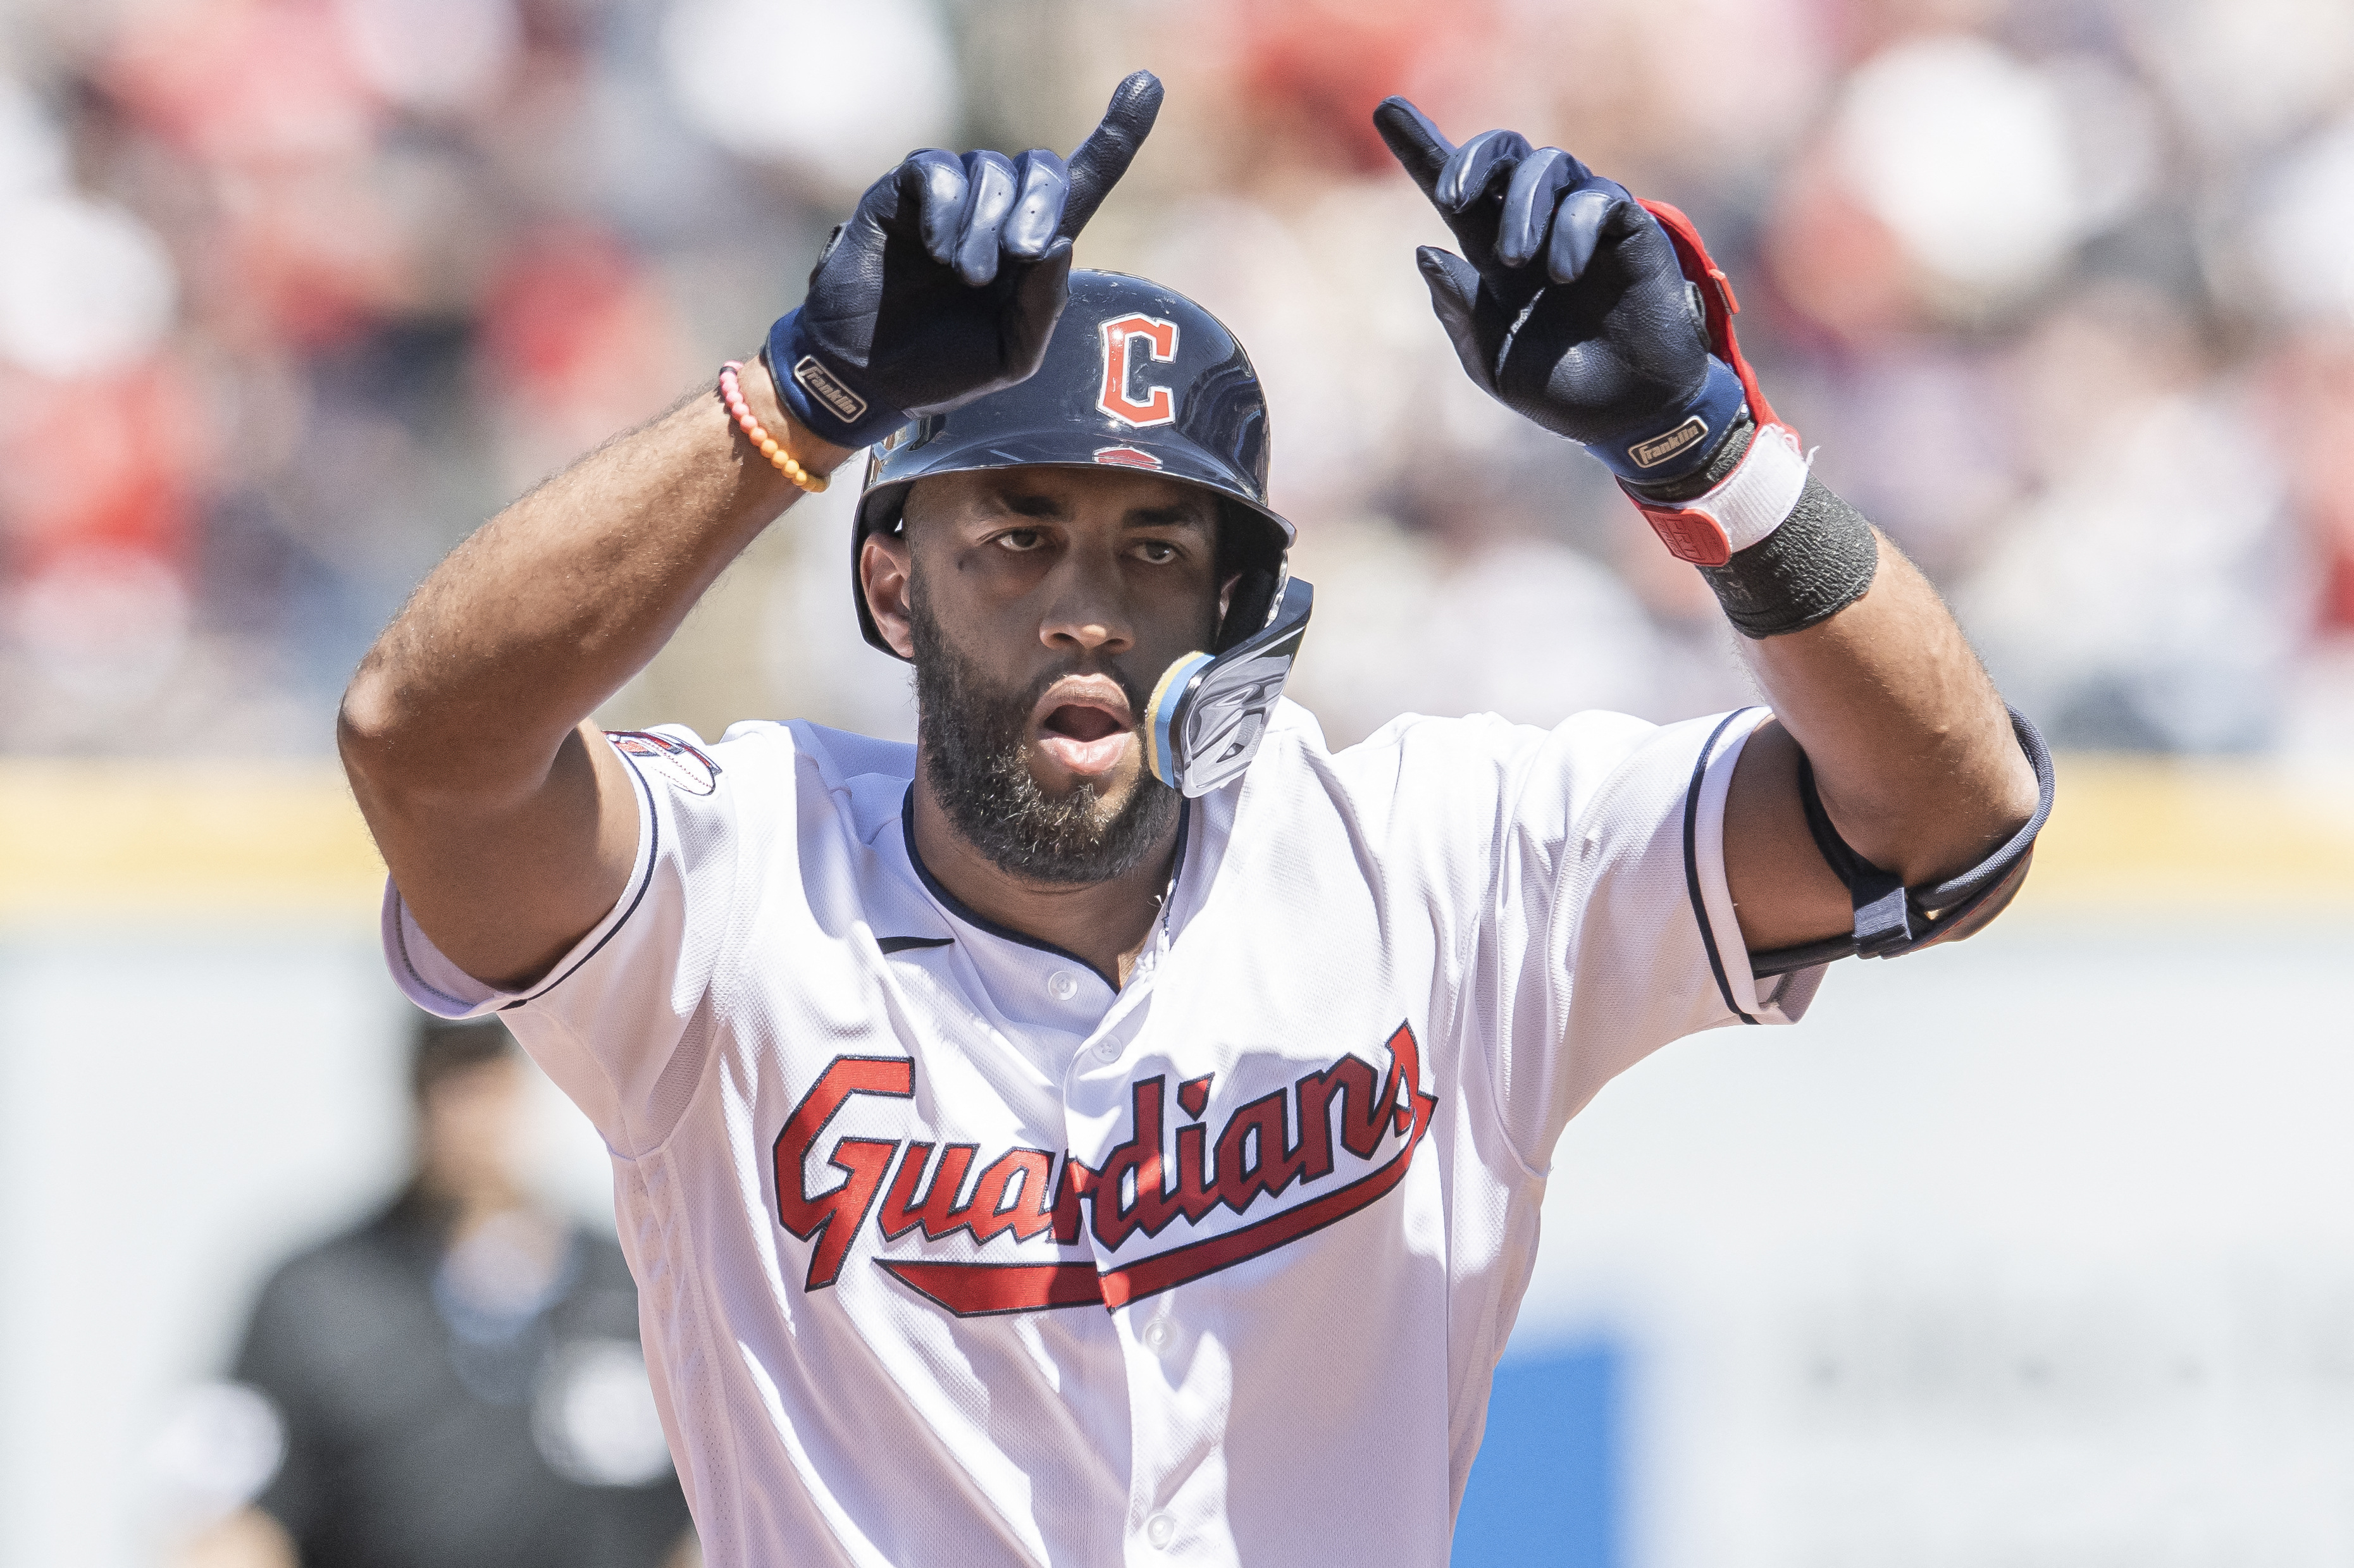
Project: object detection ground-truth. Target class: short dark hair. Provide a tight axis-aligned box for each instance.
[409,1015,517,1102]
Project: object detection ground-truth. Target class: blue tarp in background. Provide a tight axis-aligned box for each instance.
[1452,1340,1624,1568]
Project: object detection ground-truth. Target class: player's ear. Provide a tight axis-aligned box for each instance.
[860,530,917,661]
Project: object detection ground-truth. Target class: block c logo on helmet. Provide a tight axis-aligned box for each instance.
[1098,314,1180,428]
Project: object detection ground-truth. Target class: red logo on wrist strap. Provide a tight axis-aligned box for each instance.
[1635,502,1733,566]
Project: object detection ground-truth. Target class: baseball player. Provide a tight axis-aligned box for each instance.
[341,71,2050,1566]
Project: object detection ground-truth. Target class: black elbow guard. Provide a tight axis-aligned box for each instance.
[1751,708,2055,978]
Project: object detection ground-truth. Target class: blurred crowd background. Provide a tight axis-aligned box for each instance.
[5,0,2354,754]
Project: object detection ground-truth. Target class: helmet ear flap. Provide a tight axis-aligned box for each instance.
[1211,498,1287,652]
[1215,567,1280,652]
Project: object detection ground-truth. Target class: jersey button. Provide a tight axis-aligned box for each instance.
[1093,1039,1120,1063]
[1142,1318,1172,1353]
[1144,1512,1176,1550]
[1048,969,1080,1001]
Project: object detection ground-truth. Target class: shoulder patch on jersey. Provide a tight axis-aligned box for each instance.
[608,731,721,796]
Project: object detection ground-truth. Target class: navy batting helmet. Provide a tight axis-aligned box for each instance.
[842,269,1295,661]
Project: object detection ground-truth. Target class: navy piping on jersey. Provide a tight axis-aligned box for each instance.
[898,784,1191,992]
[876,935,955,954]
[500,749,663,1011]
[1683,708,1760,1027]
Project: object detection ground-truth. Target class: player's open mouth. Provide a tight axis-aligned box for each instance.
[1032,682,1136,779]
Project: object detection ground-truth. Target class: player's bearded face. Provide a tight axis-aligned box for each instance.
[909,575,1184,884]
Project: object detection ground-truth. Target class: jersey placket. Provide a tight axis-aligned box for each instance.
[1053,923,1229,1564]
[890,794,1237,1558]
[932,903,1224,1559]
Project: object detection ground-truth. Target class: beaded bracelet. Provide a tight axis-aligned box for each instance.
[719,361,827,493]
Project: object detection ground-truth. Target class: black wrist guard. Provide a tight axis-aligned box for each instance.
[1699,478,1880,639]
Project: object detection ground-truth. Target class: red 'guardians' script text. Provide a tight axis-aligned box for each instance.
[771,1023,1437,1316]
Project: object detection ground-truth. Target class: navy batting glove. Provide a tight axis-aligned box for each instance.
[1373,97,1745,483]
[768,71,1164,450]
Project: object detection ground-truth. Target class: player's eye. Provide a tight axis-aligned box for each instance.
[1134,540,1180,564]
[996,529,1045,552]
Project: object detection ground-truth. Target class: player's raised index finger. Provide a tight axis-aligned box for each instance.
[1059,70,1163,240]
[1372,97,1456,200]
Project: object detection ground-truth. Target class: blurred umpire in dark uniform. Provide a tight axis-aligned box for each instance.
[183,1017,695,1568]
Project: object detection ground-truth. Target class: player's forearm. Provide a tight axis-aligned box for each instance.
[339,359,845,800]
[1733,525,2036,887]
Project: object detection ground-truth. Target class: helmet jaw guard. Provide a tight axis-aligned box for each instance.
[1142,572,1312,797]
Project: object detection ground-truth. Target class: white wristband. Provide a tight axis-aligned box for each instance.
[1625,422,1810,567]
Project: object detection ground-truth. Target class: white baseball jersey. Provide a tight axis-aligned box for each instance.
[385,698,1821,1567]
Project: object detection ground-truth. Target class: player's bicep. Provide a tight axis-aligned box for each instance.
[356,720,640,992]
[1721,717,1850,954]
